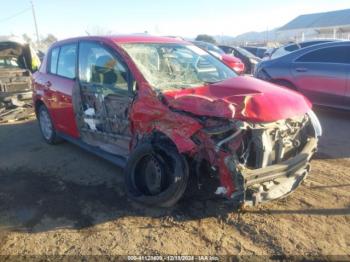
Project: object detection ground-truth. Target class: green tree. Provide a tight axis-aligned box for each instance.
[195,34,217,44]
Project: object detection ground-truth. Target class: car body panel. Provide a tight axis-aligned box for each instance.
[163,76,311,123]
[291,61,347,107]
[219,45,261,74]
[220,54,245,74]
[346,71,350,105]
[241,46,267,59]
[269,40,337,60]
[255,41,350,110]
[48,73,79,137]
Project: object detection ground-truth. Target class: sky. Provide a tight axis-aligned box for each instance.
[1,0,349,40]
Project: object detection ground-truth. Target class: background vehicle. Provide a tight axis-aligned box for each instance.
[0,36,40,108]
[192,41,245,74]
[254,41,350,110]
[219,45,261,74]
[268,40,337,60]
[240,46,267,58]
[33,35,320,208]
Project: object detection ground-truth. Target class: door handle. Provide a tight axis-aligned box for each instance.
[295,68,308,72]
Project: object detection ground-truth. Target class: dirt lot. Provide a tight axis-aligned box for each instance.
[0,107,349,257]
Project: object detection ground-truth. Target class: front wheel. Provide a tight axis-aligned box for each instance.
[124,143,189,207]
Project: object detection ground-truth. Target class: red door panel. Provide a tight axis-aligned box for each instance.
[47,74,79,138]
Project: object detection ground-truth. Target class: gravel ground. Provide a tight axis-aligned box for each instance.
[0,107,349,257]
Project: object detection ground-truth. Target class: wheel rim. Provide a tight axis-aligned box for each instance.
[39,109,53,140]
[133,153,172,196]
[144,155,163,195]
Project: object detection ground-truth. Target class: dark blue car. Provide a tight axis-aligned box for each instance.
[254,41,350,110]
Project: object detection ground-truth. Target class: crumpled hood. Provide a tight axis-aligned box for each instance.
[162,76,312,122]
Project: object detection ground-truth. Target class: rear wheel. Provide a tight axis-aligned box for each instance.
[38,105,62,144]
[124,143,189,207]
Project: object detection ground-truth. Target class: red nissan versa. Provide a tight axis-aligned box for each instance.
[33,35,322,207]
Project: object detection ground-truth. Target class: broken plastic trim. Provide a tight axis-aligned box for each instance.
[308,110,322,137]
[241,137,317,206]
[215,129,242,152]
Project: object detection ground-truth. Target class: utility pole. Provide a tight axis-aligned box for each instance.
[30,0,40,45]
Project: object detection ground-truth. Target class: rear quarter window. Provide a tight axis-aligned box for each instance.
[296,46,350,64]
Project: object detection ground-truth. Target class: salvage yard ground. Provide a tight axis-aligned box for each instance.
[0,107,349,256]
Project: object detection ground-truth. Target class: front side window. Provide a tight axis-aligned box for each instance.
[57,44,77,79]
[79,42,128,91]
[296,46,350,64]
[121,43,236,91]
[49,47,59,74]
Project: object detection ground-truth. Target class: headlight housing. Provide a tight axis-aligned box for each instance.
[308,110,322,137]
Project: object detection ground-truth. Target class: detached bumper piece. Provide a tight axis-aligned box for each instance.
[242,137,317,206]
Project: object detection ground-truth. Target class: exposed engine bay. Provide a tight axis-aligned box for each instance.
[0,40,39,108]
[192,112,319,206]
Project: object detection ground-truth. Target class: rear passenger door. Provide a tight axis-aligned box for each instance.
[45,43,79,138]
[292,46,350,108]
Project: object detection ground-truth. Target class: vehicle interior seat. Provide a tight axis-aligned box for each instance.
[91,55,118,85]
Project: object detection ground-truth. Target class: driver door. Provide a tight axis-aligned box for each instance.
[76,41,133,155]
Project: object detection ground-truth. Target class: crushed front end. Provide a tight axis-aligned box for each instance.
[192,111,321,206]
[0,40,39,108]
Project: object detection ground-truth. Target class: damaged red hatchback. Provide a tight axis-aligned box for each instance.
[33,35,322,207]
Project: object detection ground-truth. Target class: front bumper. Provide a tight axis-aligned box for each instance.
[242,137,317,206]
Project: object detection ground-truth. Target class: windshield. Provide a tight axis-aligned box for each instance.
[0,57,20,68]
[207,44,225,55]
[271,46,291,59]
[235,46,256,58]
[121,43,236,91]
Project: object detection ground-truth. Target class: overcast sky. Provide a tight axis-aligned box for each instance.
[1,0,349,40]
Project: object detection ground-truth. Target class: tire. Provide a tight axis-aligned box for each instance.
[38,105,62,144]
[124,142,189,207]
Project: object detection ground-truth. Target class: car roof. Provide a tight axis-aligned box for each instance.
[283,39,337,48]
[295,40,349,52]
[243,46,267,50]
[53,35,188,47]
[272,40,350,61]
[0,36,26,45]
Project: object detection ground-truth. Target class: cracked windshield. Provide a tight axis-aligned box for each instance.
[122,43,236,90]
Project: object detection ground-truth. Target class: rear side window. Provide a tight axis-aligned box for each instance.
[78,42,128,91]
[49,47,59,74]
[285,44,299,52]
[57,44,77,79]
[296,46,350,64]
